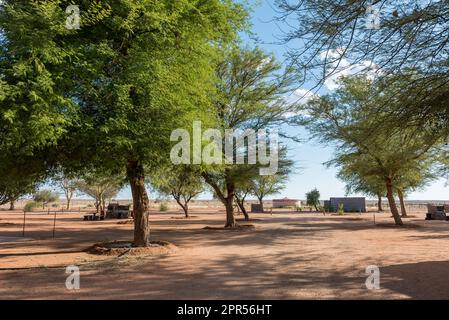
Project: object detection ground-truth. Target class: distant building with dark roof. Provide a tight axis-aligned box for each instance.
[324,197,366,212]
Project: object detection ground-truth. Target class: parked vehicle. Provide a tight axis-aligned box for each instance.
[106,203,131,219]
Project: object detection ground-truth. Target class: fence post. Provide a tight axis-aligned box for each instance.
[22,210,26,237]
[52,210,57,238]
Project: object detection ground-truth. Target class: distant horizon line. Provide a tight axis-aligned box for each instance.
[19,198,449,203]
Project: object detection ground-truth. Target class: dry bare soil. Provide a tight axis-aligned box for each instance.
[1,207,449,299]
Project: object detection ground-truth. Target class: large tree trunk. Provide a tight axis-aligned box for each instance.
[397,189,407,217]
[224,195,236,227]
[9,200,15,211]
[386,178,403,226]
[127,160,150,247]
[377,194,383,212]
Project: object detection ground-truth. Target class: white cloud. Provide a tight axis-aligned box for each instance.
[283,88,317,118]
[321,49,380,90]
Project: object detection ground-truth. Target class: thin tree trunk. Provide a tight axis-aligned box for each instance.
[95,200,100,214]
[66,194,72,210]
[175,198,189,218]
[258,197,264,213]
[377,194,383,212]
[182,203,189,218]
[202,172,236,227]
[9,200,15,211]
[101,198,106,214]
[127,160,150,247]
[235,197,249,221]
[397,189,407,217]
[386,178,403,226]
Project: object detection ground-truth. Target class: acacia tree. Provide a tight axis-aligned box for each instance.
[0,180,37,210]
[0,2,75,210]
[152,166,204,218]
[251,173,289,213]
[201,46,298,227]
[52,171,78,210]
[74,173,124,214]
[233,147,293,218]
[0,158,41,210]
[335,159,387,212]
[234,181,253,220]
[1,1,247,246]
[306,188,320,211]
[33,189,58,209]
[304,76,443,225]
[394,160,435,217]
[276,0,449,131]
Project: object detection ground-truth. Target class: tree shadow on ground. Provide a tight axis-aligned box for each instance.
[381,260,449,299]
[0,251,369,299]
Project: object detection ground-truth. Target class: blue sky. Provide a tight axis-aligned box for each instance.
[115,0,448,201]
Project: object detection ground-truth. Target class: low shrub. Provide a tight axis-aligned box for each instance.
[24,201,41,212]
[338,203,345,215]
[159,203,168,212]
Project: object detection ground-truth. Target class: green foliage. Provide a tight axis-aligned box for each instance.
[152,166,203,201]
[201,46,297,223]
[277,1,449,132]
[24,201,41,212]
[0,0,249,244]
[0,165,40,206]
[0,1,97,162]
[51,169,78,209]
[56,0,248,173]
[338,203,344,215]
[152,165,203,213]
[33,190,58,208]
[74,172,124,213]
[302,75,444,224]
[251,173,288,202]
[159,202,168,212]
[0,147,48,207]
[306,188,320,210]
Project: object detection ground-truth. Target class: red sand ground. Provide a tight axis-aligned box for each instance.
[1,208,449,299]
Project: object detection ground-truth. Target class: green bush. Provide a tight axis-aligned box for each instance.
[159,203,168,212]
[338,203,345,215]
[24,201,41,212]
